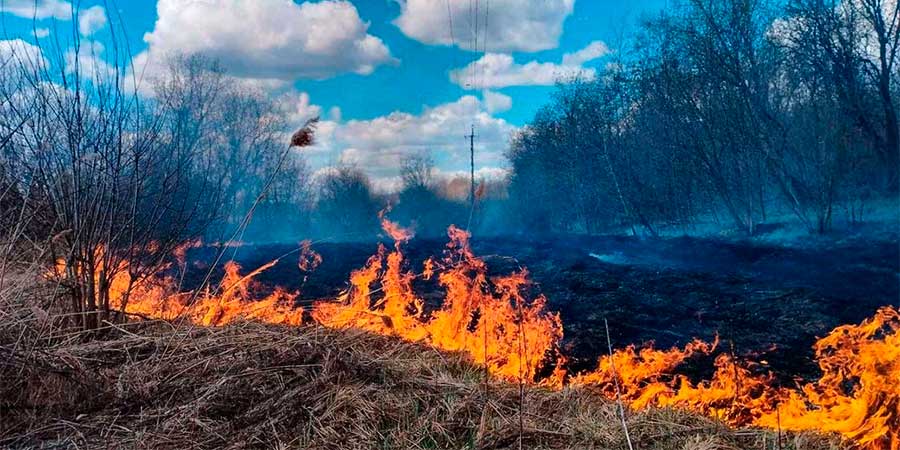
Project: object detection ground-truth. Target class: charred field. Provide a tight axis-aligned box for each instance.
[187,229,900,383]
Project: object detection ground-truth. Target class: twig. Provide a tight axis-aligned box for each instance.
[776,400,782,450]
[605,318,634,450]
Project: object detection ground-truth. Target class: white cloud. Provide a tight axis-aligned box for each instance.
[135,0,395,85]
[562,40,610,66]
[365,175,404,194]
[450,41,609,89]
[276,90,323,129]
[0,39,47,67]
[64,40,115,81]
[328,106,342,122]
[0,0,71,20]
[395,0,575,52]
[768,1,897,70]
[1,38,112,87]
[78,5,106,36]
[299,95,516,185]
[33,28,51,38]
[482,90,512,113]
[435,166,509,183]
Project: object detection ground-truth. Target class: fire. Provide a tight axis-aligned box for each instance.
[173,238,203,269]
[759,307,900,450]
[51,246,303,327]
[298,239,322,272]
[313,218,563,382]
[569,338,720,408]
[427,226,562,382]
[49,221,899,449]
[116,258,303,326]
[569,309,899,449]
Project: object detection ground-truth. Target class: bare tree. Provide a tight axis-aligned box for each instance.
[505,0,897,236]
[314,166,380,240]
[401,153,435,190]
[0,18,261,328]
[857,0,899,188]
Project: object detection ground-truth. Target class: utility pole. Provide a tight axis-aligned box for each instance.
[466,124,476,210]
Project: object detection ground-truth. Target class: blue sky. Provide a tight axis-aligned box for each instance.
[0,0,669,189]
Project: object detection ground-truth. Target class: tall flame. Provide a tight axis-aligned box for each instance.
[761,307,899,450]
[313,218,563,382]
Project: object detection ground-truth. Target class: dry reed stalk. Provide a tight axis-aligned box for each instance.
[606,318,635,450]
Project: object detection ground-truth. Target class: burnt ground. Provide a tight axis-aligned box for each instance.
[181,231,899,383]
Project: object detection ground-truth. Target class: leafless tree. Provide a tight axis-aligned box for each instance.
[314,166,380,240]
[401,153,435,190]
[505,0,897,236]
[0,13,316,328]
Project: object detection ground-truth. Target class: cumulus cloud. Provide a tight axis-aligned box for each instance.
[133,0,395,85]
[482,90,512,113]
[296,95,516,186]
[64,40,115,80]
[768,0,897,67]
[78,5,106,36]
[0,39,47,67]
[33,28,51,38]
[450,40,609,89]
[0,0,71,20]
[276,90,323,128]
[561,40,610,66]
[395,0,575,52]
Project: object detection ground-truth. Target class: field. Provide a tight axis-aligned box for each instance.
[3,0,899,447]
[1,311,841,449]
[214,230,899,380]
[2,225,898,449]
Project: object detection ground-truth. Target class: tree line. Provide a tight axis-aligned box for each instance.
[506,0,898,235]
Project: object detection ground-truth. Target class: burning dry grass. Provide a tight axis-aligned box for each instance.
[17,216,898,449]
[1,292,842,450]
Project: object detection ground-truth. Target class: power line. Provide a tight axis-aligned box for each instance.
[467,124,476,208]
[470,0,477,53]
[445,0,456,50]
[466,0,491,233]
[481,0,490,91]
[473,0,479,60]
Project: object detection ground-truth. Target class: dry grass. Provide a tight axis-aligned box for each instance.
[1,281,843,450]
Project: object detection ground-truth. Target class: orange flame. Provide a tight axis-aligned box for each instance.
[51,246,303,327]
[313,220,563,382]
[759,307,899,449]
[111,259,303,326]
[298,240,322,272]
[568,309,899,449]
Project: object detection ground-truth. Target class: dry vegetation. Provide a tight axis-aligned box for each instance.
[1,279,842,450]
